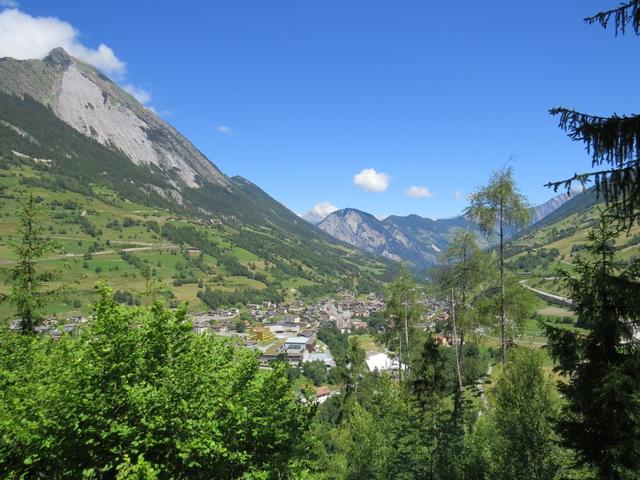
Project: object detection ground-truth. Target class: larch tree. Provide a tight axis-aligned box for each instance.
[549,1,640,227]
[436,229,490,406]
[466,166,530,361]
[7,193,59,334]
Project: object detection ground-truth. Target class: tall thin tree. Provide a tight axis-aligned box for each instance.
[467,166,530,361]
[8,193,59,333]
[384,265,421,375]
[438,229,490,368]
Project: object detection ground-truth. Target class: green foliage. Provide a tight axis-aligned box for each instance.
[477,276,541,339]
[544,214,640,479]
[465,348,563,480]
[317,327,349,367]
[384,265,422,371]
[6,193,60,332]
[197,286,283,309]
[302,360,328,386]
[409,335,451,408]
[549,2,640,226]
[315,373,436,480]
[0,286,312,479]
[467,166,531,238]
[467,165,530,361]
[508,247,560,272]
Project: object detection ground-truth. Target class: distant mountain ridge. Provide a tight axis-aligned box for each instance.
[318,209,432,265]
[317,191,579,268]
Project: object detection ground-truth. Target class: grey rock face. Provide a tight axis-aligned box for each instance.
[0,48,228,190]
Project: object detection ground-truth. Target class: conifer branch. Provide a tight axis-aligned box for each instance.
[584,1,640,36]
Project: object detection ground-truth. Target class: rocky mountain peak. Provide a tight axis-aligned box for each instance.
[43,47,72,69]
[0,49,229,192]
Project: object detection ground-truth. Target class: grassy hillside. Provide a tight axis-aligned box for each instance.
[0,159,392,321]
[504,192,640,296]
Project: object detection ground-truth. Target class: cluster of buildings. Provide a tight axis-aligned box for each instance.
[8,315,87,337]
[187,293,386,369]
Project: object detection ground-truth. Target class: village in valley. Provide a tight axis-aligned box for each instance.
[190,290,449,402]
[8,287,452,405]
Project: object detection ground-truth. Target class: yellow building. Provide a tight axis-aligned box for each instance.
[249,325,275,342]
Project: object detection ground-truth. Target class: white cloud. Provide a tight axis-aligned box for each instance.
[216,125,233,135]
[0,8,125,77]
[353,168,389,192]
[405,186,433,198]
[454,190,464,201]
[123,84,151,104]
[301,201,338,224]
[0,1,19,8]
[310,201,338,218]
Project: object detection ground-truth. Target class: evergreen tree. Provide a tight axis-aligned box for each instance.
[544,213,640,479]
[7,193,59,333]
[467,166,530,361]
[410,336,449,411]
[384,265,422,375]
[549,1,640,226]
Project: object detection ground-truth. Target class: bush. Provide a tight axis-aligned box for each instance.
[0,287,311,478]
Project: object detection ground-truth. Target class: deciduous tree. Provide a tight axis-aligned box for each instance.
[467,166,530,361]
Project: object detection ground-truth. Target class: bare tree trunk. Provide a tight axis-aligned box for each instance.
[398,327,402,383]
[451,289,463,395]
[404,297,410,372]
[460,245,467,372]
[500,203,506,363]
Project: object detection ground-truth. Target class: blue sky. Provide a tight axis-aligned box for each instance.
[1,1,638,219]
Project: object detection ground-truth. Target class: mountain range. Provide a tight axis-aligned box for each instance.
[0,46,611,314]
[313,191,578,268]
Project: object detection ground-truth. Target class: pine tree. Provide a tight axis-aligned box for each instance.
[549,1,640,226]
[467,166,530,361]
[544,213,640,479]
[8,193,59,334]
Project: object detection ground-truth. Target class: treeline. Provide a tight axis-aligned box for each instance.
[197,285,283,309]
[508,247,560,271]
[310,344,566,479]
